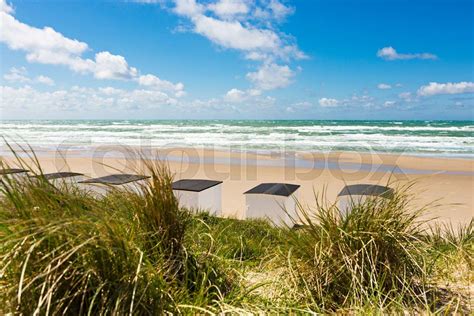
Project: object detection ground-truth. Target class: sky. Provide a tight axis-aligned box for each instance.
[0,0,473,120]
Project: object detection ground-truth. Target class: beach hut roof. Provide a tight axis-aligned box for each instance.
[36,172,84,180]
[338,184,394,198]
[244,183,300,197]
[0,168,28,175]
[79,174,150,185]
[172,179,222,192]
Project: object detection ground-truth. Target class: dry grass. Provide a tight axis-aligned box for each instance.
[0,147,472,314]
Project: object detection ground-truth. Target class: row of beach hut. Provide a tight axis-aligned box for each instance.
[0,168,394,227]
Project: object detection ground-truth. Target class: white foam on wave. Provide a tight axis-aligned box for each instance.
[1,121,473,156]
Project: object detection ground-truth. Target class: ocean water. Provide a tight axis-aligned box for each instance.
[1,120,473,157]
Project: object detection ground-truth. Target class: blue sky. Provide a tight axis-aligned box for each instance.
[0,0,473,120]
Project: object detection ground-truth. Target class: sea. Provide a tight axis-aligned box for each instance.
[1,120,473,158]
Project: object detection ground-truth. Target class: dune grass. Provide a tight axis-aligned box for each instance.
[0,152,472,314]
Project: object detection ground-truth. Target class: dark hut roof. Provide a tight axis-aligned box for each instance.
[37,172,84,180]
[338,184,394,199]
[172,179,222,192]
[0,168,28,175]
[244,183,300,197]
[79,174,150,185]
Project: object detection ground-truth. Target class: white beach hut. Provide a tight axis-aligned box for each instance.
[172,179,223,216]
[337,184,394,216]
[244,183,300,227]
[79,174,150,196]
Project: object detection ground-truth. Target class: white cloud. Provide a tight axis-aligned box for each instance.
[318,97,339,107]
[35,75,55,86]
[224,88,247,102]
[174,0,204,17]
[0,6,183,90]
[417,81,474,96]
[166,0,305,91]
[377,83,391,90]
[253,0,294,22]
[93,51,138,80]
[377,46,437,61]
[3,67,29,83]
[208,0,249,18]
[1,85,178,113]
[171,0,305,72]
[317,94,378,108]
[138,74,185,97]
[223,87,263,103]
[0,0,13,13]
[246,63,294,90]
[398,92,413,101]
[193,15,280,51]
[384,100,396,107]
[0,12,89,69]
[3,67,55,85]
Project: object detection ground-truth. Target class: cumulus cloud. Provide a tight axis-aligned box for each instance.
[138,74,185,97]
[0,4,183,90]
[398,92,414,102]
[223,87,262,102]
[193,15,280,51]
[3,67,29,83]
[383,100,396,107]
[224,88,247,102]
[208,0,249,18]
[1,85,178,113]
[173,0,303,61]
[93,52,138,80]
[377,83,391,90]
[417,81,474,96]
[170,0,304,91]
[246,63,294,90]
[377,46,437,61]
[35,75,55,86]
[317,94,378,109]
[3,67,55,85]
[0,0,13,13]
[253,0,294,22]
[318,97,339,107]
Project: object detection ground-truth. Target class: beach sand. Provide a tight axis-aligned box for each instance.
[2,148,473,225]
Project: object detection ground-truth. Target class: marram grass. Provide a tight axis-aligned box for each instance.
[0,149,472,314]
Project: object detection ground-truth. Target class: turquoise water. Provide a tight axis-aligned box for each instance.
[1,120,473,157]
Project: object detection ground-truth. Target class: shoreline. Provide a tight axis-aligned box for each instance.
[2,146,473,225]
[2,144,473,173]
[2,142,474,159]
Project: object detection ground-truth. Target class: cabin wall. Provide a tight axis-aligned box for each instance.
[173,190,199,212]
[196,185,222,216]
[173,185,222,216]
[245,194,296,227]
[79,179,147,197]
[338,195,372,216]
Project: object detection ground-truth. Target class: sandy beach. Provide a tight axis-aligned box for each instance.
[3,147,472,225]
